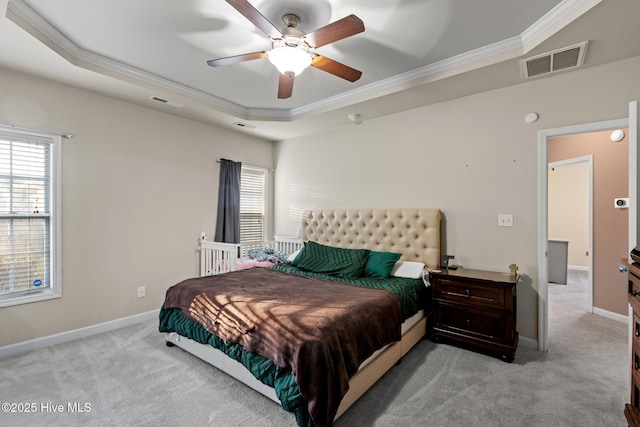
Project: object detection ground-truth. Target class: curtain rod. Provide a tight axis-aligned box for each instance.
[216,159,274,172]
[2,124,73,139]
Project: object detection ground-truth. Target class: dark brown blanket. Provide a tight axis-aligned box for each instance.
[163,268,402,427]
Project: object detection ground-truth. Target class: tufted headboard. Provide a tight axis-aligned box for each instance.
[300,208,441,269]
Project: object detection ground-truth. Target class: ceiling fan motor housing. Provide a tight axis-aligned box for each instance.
[282,14,300,28]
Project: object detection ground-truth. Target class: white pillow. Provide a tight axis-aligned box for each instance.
[390,261,425,279]
[287,249,302,263]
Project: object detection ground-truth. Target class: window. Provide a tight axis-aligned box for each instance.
[240,166,267,245]
[0,126,61,307]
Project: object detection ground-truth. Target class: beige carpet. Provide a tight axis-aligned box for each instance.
[0,275,628,426]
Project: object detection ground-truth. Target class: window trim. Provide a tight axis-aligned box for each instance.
[0,125,62,308]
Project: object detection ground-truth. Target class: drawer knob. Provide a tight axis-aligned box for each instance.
[465,289,471,297]
[632,290,640,297]
[636,361,640,372]
[636,329,640,338]
[466,319,471,327]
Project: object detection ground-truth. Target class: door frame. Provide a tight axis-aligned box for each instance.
[548,155,594,312]
[537,115,632,352]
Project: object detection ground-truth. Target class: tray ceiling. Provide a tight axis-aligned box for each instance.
[3,0,638,140]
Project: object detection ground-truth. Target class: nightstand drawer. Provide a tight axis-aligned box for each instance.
[631,269,640,298]
[434,278,505,309]
[434,302,505,343]
[634,312,640,347]
[633,344,640,392]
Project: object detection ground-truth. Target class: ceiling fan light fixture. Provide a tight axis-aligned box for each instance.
[268,46,312,76]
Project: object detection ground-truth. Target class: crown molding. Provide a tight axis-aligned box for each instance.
[520,0,601,50]
[7,0,599,122]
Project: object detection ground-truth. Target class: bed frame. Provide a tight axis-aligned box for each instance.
[167,208,441,422]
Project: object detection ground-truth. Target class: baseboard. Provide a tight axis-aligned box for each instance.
[568,265,589,272]
[0,309,159,359]
[593,306,628,324]
[518,335,538,350]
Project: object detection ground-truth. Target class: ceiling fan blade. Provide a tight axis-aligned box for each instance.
[278,73,294,99]
[311,55,362,82]
[207,51,267,67]
[305,14,365,48]
[226,0,282,39]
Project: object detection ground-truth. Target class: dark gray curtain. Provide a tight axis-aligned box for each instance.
[214,159,242,243]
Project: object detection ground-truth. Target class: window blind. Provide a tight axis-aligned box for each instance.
[240,167,266,245]
[0,138,51,296]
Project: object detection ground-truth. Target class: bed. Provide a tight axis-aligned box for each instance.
[160,208,441,426]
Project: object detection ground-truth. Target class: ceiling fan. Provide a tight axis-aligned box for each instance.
[207,0,365,99]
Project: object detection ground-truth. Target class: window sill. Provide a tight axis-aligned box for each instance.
[0,289,62,308]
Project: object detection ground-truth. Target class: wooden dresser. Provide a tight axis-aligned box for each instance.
[430,267,519,362]
[625,261,640,426]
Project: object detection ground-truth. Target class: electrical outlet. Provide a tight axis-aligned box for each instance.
[498,214,514,227]
[137,286,146,298]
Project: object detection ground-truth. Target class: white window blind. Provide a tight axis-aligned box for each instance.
[0,128,60,306]
[240,166,266,245]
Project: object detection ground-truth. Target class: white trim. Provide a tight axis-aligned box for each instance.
[538,132,549,352]
[52,132,62,303]
[629,101,639,396]
[593,307,628,324]
[538,117,629,352]
[630,101,639,250]
[568,265,589,272]
[6,0,600,122]
[0,310,158,359]
[0,126,62,308]
[520,0,601,47]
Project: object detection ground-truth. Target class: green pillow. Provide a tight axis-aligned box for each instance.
[296,241,370,279]
[364,251,401,279]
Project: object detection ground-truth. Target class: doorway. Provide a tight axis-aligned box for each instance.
[537,113,635,352]
[548,156,593,312]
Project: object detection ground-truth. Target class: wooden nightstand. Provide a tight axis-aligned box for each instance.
[429,267,519,362]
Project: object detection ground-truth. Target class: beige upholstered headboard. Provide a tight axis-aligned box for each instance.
[301,208,441,269]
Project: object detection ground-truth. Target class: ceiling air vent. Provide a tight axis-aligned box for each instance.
[521,41,588,79]
[148,96,184,108]
[232,122,256,130]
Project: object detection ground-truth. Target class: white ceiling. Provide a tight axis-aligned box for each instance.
[1,0,640,141]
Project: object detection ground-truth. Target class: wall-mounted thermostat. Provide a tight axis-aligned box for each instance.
[615,198,629,208]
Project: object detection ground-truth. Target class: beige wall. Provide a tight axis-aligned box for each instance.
[274,56,640,341]
[0,67,273,347]
[2,54,639,347]
[549,130,629,315]
[548,161,590,268]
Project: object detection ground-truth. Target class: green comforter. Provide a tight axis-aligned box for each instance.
[158,265,428,427]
